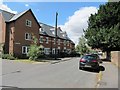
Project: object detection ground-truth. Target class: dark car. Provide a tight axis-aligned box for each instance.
[90,53,103,63]
[79,54,100,70]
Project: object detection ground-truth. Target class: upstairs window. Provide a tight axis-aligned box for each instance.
[58,39,60,45]
[39,28,44,34]
[40,36,43,43]
[25,33,32,40]
[46,37,49,44]
[26,19,32,27]
[53,38,55,44]
[67,41,69,46]
[64,40,66,46]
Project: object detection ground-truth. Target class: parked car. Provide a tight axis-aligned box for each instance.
[90,53,103,63]
[79,54,100,70]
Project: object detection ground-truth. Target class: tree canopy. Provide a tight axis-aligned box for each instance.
[76,35,90,55]
[84,2,120,51]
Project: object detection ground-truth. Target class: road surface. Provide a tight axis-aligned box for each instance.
[1,58,98,88]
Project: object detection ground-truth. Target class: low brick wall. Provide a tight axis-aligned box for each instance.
[111,51,120,67]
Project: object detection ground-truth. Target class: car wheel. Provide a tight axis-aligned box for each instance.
[79,67,83,70]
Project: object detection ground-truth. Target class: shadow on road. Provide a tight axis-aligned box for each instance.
[79,65,105,73]
[101,59,111,62]
[99,65,105,71]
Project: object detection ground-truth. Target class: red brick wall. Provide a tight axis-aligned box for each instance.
[8,23,15,55]
[39,34,75,54]
[0,13,6,44]
[7,10,40,57]
[0,13,2,43]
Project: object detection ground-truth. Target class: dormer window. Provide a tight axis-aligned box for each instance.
[26,19,32,27]
[39,28,44,34]
[52,31,55,35]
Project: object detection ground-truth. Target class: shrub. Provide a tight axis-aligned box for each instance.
[27,36,44,60]
[2,54,15,60]
[27,45,43,60]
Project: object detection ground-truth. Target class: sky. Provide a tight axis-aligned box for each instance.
[0,1,107,46]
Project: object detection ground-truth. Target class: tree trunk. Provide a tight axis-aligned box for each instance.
[106,51,111,61]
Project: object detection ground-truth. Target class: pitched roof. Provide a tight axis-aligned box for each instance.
[9,9,28,21]
[0,9,40,28]
[0,9,15,22]
[39,22,55,37]
[39,22,72,41]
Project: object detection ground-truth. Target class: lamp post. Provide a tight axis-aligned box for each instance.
[55,12,58,60]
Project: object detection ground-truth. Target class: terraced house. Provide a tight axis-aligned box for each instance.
[0,9,75,58]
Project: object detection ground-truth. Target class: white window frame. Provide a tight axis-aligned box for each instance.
[39,28,44,34]
[25,33,32,40]
[64,40,66,46]
[22,46,29,54]
[40,36,43,43]
[67,41,69,46]
[53,38,55,45]
[52,48,55,54]
[44,48,50,55]
[26,19,32,27]
[46,37,49,44]
[58,39,60,45]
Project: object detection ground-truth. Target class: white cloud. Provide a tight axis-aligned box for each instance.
[0,1,17,14]
[59,7,98,46]
[25,4,29,7]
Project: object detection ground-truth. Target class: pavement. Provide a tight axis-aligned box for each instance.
[50,57,72,64]
[32,57,73,64]
[96,61,119,89]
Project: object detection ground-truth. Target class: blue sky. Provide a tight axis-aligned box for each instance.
[3,2,106,25]
[0,2,107,45]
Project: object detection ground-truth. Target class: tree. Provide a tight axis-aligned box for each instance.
[84,2,120,60]
[27,36,43,60]
[76,35,90,55]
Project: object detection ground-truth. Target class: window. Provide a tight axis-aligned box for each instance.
[40,36,43,43]
[64,40,66,46]
[53,38,55,44]
[22,46,29,54]
[25,33,32,40]
[52,49,55,54]
[67,41,69,46]
[58,39,60,45]
[44,48,50,55]
[39,28,44,34]
[46,37,49,44]
[26,19,32,27]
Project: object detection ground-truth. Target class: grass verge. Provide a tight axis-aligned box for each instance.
[13,59,36,63]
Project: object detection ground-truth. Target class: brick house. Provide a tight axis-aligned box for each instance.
[39,23,75,56]
[0,9,40,58]
[0,9,75,58]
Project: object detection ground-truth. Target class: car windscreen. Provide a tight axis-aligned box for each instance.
[82,55,97,60]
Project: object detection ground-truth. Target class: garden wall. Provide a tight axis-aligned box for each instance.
[111,51,120,67]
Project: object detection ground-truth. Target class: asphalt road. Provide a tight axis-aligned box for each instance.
[1,58,98,88]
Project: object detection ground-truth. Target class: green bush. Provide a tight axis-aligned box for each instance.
[2,54,15,60]
[27,36,44,60]
[27,45,43,60]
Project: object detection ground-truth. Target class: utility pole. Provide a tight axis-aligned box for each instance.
[55,12,58,60]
